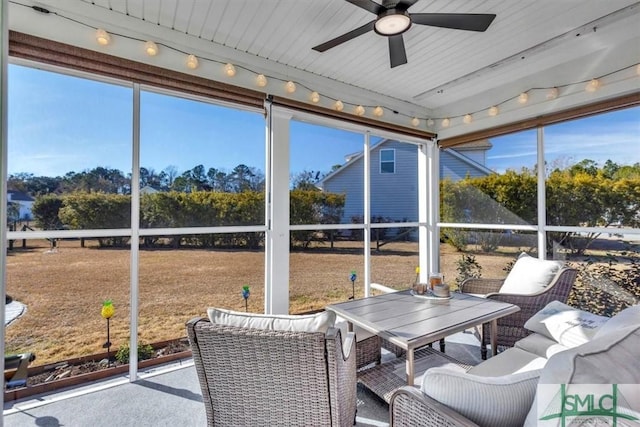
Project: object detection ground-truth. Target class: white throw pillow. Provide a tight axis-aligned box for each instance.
[421,364,541,427]
[524,301,609,347]
[499,253,564,294]
[207,308,336,333]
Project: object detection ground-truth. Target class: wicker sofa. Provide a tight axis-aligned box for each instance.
[460,253,577,359]
[187,309,357,427]
[389,303,640,427]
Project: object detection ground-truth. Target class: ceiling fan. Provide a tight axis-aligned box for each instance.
[312,0,496,68]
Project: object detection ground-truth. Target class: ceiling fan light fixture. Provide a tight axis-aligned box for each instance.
[374,10,411,36]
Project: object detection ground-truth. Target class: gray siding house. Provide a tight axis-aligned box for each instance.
[319,139,493,225]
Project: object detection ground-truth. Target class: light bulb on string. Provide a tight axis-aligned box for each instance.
[96,28,111,46]
[144,41,158,56]
[518,92,529,104]
[354,105,365,116]
[373,106,384,117]
[586,79,600,92]
[488,106,499,116]
[186,54,199,69]
[310,91,320,103]
[285,81,296,94]
[411,117,420,127]
[334,100,344,111]
[256,74,268,87]
[463,114,473,124]
[441,118,450,128]
[224,63,236,77]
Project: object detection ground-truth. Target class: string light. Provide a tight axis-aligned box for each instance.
[28,6,638,128]
[411,117,420,127]
[518,92,529,104]
[256,74,268,87]
[586,78,601,92]
[144,41,158,56]
[373,106,384,117]
[310,91,320,103]
[186,54,199,69]
[285,81,296,93]
[354,105,366,116]
[224,63,236,77]
[463,114,473,124]
[95,28,111,46]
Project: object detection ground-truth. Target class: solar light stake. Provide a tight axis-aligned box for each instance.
[101,299,115,363]
[349,271,357,300]
[242,285,250,312]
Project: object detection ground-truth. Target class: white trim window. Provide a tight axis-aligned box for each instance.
[380,148,395,174]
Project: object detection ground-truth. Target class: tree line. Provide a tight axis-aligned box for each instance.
[7,163,266,196]
[441,159,640,254]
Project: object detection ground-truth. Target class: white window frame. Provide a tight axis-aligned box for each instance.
[379,148,395,174]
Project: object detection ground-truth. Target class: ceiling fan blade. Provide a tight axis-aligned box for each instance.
[345,0,384,15]
[312,20,376,52]
[411,13,496,32]
[396,0,420,11]
[388,34,407,68]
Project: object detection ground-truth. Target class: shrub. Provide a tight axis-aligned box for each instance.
[115,343,155,364]
[455,254,482,288]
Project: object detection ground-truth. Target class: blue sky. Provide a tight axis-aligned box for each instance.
[7,64,639,178]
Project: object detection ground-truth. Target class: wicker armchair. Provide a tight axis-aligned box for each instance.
[460,267,577,359]
[390,386,480,427]
[186,317,357,427]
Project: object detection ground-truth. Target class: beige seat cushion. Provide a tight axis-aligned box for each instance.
[468,347,547,377]
[499,253,563,294]
[514,333,570,359]
[207,308,336,333]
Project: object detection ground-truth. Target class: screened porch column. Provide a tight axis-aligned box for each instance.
[265,105,291,314]
[417,142,429,282]
[1,0,8,413]
[426,140,440,276]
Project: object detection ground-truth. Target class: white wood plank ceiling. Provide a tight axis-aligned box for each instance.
[8,0,640,137]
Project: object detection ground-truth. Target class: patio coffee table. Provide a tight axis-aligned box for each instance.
[326,290,519,399]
